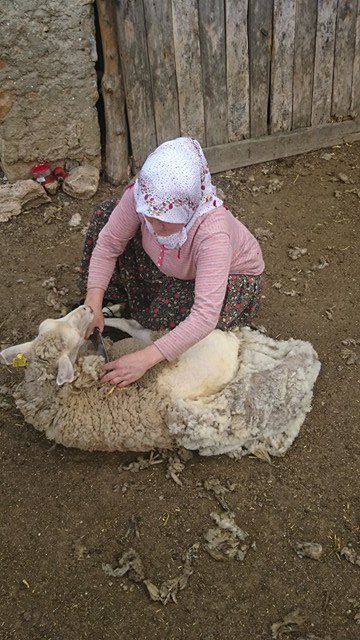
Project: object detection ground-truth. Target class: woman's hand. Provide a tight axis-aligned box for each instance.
[85,308,104,339]
[101,344,164,387]
[84,288,105,338]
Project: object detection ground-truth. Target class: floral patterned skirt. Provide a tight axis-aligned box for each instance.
[79,198,263,331]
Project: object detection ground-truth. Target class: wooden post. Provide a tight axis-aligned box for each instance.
[96,0,128,184]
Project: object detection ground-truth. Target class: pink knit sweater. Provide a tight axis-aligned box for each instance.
[88,186,264,360]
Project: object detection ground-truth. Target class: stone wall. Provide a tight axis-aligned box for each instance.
[0,0,101,182]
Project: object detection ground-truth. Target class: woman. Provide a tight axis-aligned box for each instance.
[81,137,264,387]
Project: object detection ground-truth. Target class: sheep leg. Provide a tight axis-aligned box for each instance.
[102,303,124,318]
[104,318,153,344]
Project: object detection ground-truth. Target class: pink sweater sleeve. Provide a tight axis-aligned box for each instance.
[154,233,232,360]
[87,187,140,291]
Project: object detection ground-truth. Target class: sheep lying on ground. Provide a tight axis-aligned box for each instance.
[0,306,321,457]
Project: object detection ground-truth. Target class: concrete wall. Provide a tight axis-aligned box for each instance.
[0,0,101,182]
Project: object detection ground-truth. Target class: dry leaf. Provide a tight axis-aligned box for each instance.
[271,609,306,638]
[144,580,161,601]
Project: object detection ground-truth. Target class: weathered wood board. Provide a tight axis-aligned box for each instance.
[270,0,296,133]
[248,0,273,137]
[293,0,317,129]
[205,119,360,173]
[312,0,338,125]
[332,0,358,117]
[226,0,250,141]
[172,0,206,145]
[114,0,156,168]
[352,1,360,116]
[143,0,180,145]
[105,0,360,179]
[198,0,228,146]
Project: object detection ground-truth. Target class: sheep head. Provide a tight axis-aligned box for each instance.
[0,305,94,386]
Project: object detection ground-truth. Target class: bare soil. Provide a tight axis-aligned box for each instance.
[0,143,359,640]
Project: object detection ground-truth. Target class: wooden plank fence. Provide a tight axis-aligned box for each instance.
[101,0,360,182]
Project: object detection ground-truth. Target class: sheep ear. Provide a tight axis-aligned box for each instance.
[0,341,34,365]
[56,354,75,386]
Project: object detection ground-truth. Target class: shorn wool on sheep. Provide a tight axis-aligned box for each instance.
[0,306,321,457]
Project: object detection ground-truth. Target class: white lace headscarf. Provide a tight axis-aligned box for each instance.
[133,137,223,249]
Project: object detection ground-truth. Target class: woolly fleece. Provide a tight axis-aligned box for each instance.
[11,328,320,456]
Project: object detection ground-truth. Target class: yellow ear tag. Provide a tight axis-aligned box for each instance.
[12,353,27,368]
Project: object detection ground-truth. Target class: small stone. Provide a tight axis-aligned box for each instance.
[0,180,50,222]
[62,165,99,200]
[69,213,82,227]
[44,180,61,196]
[64,159,80,172]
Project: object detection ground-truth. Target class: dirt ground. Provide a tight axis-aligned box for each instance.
[0,143,359,640]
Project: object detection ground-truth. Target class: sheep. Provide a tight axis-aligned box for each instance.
[0,306,321,457]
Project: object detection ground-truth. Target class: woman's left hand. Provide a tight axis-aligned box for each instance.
[101,345,164,387]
